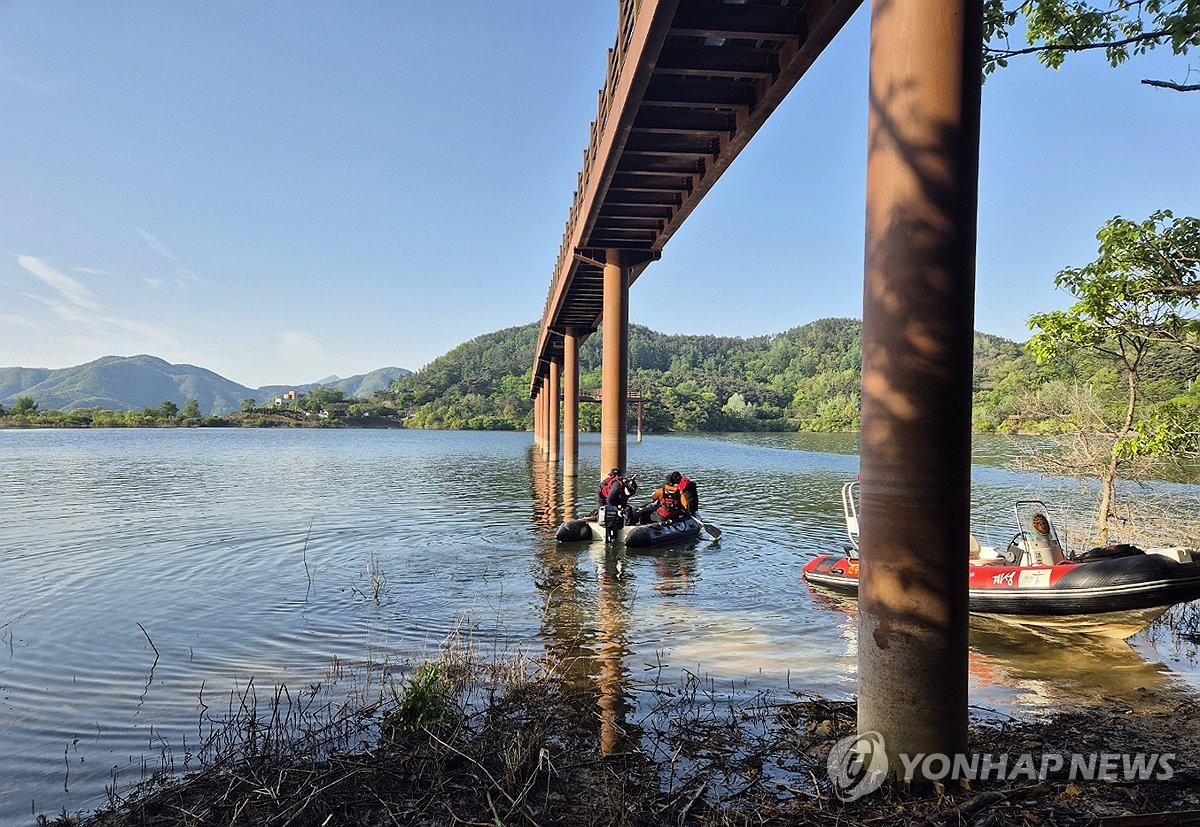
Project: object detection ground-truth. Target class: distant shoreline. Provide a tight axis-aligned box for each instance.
[0,413,409,430]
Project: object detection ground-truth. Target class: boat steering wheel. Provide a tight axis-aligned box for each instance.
[1003,533,1025,564]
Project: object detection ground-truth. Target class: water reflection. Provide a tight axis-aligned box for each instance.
[5,430,1198,822]
[967,626,1180,711]
[803,582,1186,710]
[529,448,559,529]
[595,551,632,755]
[645,547,698,596]
[563,473,577,523]
[534,542,636,755]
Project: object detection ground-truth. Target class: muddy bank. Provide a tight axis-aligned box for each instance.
[33,652,1200,827]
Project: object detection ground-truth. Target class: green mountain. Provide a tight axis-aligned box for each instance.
[0,357,410,416]
[384,318,1030,432]
[0,355,258,415]
[12,323,1196,432]
[256,367,410,401]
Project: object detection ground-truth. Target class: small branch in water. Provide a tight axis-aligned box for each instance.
[136,622,161,713]
[136,621,160,663]
[302,516,315,598]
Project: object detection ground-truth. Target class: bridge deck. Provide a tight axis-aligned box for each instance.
[532,0,863,388]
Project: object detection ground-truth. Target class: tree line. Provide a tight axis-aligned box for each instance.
[0,387,402,429]
[378,314,1200,439]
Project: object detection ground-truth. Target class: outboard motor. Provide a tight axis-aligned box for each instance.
[602,502,625,543]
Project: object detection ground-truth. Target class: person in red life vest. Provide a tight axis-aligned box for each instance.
[593,468,638,523]
[632,471,699,525]
[597,467,633,508]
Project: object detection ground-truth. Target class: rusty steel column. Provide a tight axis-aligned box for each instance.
[533,388,542,450]
[548,357,561,464]
[601,249,629,477]
[539,389,547,453]
[858,0,981,774]
[562,327,580,476]
[541,374,553,458]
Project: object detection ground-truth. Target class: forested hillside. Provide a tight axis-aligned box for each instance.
[383,319,1094,433]
[0,355,255,415]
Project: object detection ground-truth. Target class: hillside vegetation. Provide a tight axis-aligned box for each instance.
[382,318,1156,433]
[7,320,1199,435]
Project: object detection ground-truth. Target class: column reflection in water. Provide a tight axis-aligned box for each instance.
[529,445,559,529]
[562,471,577,523]
[534,541,636,757]
[595,550,631,755]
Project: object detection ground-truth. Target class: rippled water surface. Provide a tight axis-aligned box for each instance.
[3,428,1200,822]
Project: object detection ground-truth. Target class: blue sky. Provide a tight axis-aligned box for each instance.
[2,3,1197,388]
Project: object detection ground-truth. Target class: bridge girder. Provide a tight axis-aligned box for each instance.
[532,0,863,393]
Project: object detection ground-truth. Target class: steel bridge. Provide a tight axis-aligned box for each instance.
[528,0,985,776]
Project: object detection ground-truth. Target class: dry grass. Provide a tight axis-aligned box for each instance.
[41,629,1200,827]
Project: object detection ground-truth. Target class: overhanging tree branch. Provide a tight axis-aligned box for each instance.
[986,28,1184,60]
[1142,78,1200,90]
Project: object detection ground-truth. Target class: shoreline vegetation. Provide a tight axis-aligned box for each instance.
[40,633,1200,827]
[0,411,409,430]
[5,318,1200,438]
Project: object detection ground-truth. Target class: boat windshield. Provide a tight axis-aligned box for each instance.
[1012,500,1066,564]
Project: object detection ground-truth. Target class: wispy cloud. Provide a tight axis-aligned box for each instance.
[135,228,203,285]
[135,228,176,260]
[0,313,40,331]
[144,277,165,288]
[15,255,179,350]
[73,266,110,276]
[17,255,101,310]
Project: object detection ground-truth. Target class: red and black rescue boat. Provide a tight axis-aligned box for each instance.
[802,481,1200,639]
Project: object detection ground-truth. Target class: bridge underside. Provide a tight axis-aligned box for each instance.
[535,0,863,378]
[532,0,984,774]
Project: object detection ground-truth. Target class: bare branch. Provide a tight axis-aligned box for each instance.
[1141,78,1200,90]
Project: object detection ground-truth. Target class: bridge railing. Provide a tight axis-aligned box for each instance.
[541,0,644,340]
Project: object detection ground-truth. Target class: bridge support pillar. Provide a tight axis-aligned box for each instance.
[562,328,580,476]
[601,249,629,477]
[540,376,549,453]
[548,357,560,463]
[858,0,980,776]
[542,388,549,455]
[532,388,542,450]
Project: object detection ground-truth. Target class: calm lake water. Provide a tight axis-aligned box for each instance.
[3,428,1200,822]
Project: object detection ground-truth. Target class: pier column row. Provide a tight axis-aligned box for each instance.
[535,378,546,456]
[533,386,543,451]
[601,249,629,477]
[857,0,981,773]
[562,327,580,476]
[548,356,560,463]
[541,374,552,458]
